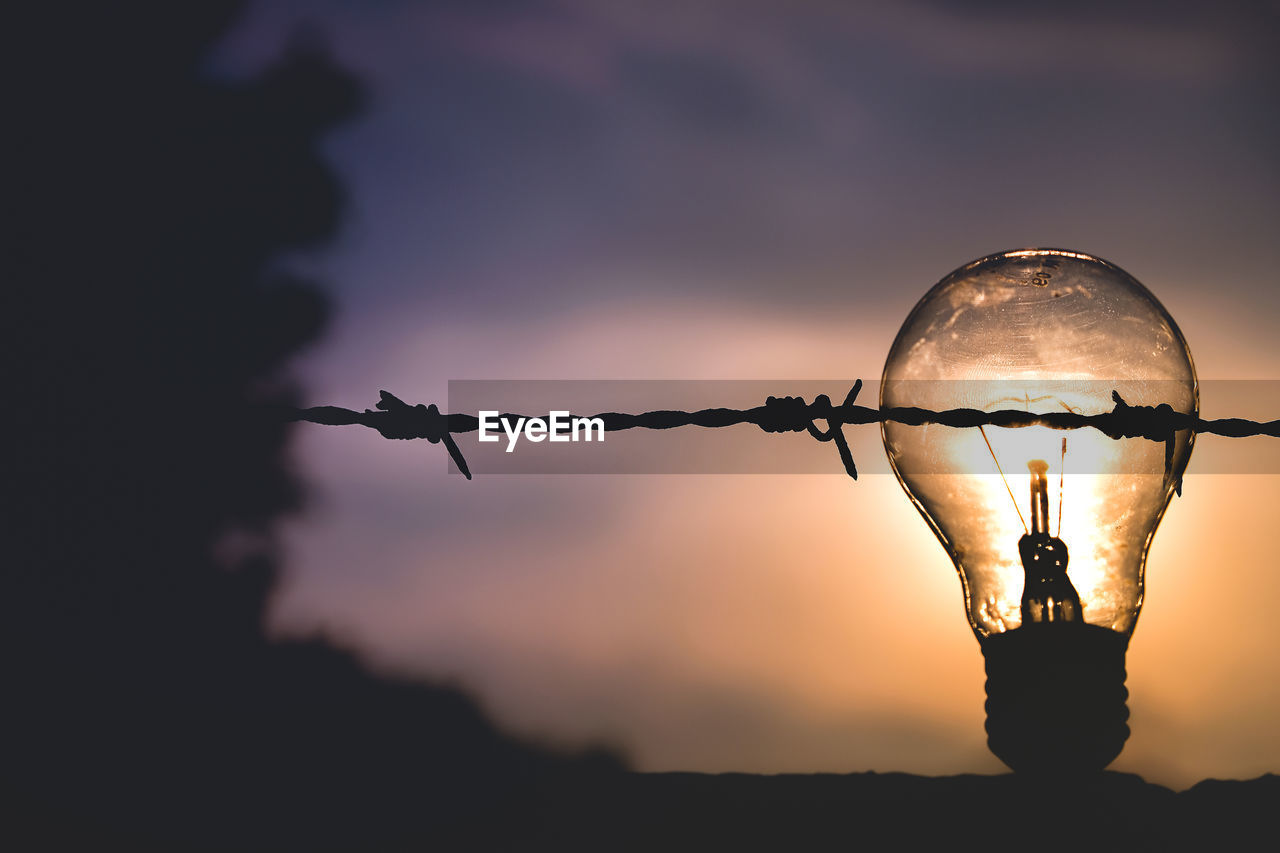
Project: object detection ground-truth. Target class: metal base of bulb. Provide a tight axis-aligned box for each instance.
[981,623,1129,775]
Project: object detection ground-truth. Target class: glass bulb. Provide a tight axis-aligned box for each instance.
[880,248,1197,773]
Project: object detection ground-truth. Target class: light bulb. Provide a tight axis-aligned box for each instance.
[880,249,1197,774]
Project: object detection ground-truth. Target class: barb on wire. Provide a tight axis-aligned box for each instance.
[286,382,1280,483]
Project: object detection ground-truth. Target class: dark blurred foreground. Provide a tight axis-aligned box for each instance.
[5,2,1276,850]
[7,766,1278,850]
[5,0,607,847]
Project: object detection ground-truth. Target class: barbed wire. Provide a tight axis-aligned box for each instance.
[287,380,1280,483]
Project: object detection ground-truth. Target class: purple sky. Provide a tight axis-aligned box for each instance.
[214,1,1280,787]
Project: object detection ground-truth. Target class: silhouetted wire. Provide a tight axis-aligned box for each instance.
[288,380,1280,484]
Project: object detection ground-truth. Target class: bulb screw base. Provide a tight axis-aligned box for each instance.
[981,623,1129,775]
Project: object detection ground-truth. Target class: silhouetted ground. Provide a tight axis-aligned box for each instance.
[6,766,1278,850]
[6,3,1276,851]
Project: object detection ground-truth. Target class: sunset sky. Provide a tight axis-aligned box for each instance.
[216,0,1280,789]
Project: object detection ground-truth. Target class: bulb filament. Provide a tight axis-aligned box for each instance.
[1019,459,1082,626]
[1057,437,1066,537]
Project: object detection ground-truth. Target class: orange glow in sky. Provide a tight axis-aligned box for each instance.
[276,296,1280,791]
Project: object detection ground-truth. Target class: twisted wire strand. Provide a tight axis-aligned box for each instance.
[287,382,1280,482]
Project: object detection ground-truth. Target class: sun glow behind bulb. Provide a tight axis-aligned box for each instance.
[882,250,1196,641]
[956,424,1126,632]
